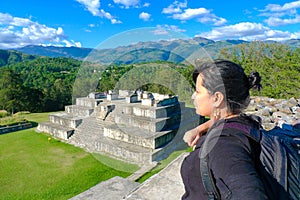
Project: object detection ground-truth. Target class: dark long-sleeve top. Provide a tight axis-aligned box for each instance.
[181,115,268,200]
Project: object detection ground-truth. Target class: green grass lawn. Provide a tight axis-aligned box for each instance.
[0,112,188,199]
[0,112,139,200]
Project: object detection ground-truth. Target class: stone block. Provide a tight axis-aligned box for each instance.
[141,98,154,106]
[0,123,32,134]
[37,122,74,140]
[49,113,83,128]
[76,97,102,108]
[119,90,133,97]
[65,105,94,117]
[126,94,139,103]
[107,93,118,101]
[88,92,106,99]
[95,139,152,164]
[103,124,178,149]
[103,126,155,149]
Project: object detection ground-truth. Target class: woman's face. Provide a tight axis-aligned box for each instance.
[192,74,214,117]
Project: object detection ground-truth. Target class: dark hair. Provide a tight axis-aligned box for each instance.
[193,59,262,113]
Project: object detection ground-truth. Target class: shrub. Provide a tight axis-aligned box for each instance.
[0,110,9,118]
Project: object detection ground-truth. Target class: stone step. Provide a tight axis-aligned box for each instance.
[113,101,183,119]
[103,124,177,149]
[76,97,103,108]
[69,109,201,163]
[70,176,140,200]
[49,112,84,128]
[37,122,74,140]
[113,112,181,132]
[94,135,153,164]
[67,115,154,164]
[71,128,154,164]
[65,105,94,117]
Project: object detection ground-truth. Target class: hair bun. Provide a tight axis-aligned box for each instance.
[248,71,262,91]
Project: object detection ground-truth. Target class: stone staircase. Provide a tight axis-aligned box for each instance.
[36,97,102,140]
[67,111,105,151]
[67,109,155,164]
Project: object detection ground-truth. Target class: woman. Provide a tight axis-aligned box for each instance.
[180,59,267,199]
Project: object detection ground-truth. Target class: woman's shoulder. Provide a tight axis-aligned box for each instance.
[208,114,261,144]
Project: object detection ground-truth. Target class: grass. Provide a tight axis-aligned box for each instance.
[0,112,139,200]
[0,111,59,126]
[21,112,59,123]
[0,112,189,199]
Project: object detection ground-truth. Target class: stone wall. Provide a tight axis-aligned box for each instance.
[0,122,32,134]
[246,96,300,131]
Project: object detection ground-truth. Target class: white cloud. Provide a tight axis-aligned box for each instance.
[263,0,300,12]
[75,0,101,16]
[162,3,226,26]
[173,8,227,26]
[63,39,82,47]
[153,24,186,35]
[162,0,187,14]
[265,15,300,26]
[139,12,151,21]
[260,1,300,26]
[0,13,33,26]
[0,12,81,49]
[143,2,150,7]
[172,8,209,20]
[113,0,140,8]
[166,25,186,33]
[152,27,169,35]
[196,22,296,41]
[76,0,121,24]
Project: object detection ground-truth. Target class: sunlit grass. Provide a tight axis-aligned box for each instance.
[0,128,138,200]
[0,112,189,199]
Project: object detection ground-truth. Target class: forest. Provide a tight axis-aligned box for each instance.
[0,41,299,114]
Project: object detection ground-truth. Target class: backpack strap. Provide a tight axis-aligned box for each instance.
[200,155,220,200]
[199,122,258,200]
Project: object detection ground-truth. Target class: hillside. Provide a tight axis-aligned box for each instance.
[10,37,300,64]
[12,45,93,60]
[0,49,37,67]
[11,37,247,63]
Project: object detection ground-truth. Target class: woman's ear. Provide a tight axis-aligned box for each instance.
[213,91,224,108]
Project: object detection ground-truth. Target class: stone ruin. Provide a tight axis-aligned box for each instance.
[246,96,300,131]
[37,90,201,165]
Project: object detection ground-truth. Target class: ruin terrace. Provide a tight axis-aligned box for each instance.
[37,90,201,165]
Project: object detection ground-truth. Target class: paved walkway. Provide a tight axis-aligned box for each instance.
[70,152,188,200]
[125,152,187,200]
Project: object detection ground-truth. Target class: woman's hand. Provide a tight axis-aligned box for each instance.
[183,119,212,147]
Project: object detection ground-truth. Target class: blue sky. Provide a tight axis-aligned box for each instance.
[1,0,300,49]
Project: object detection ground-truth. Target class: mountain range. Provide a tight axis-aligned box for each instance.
[3,37,300,65]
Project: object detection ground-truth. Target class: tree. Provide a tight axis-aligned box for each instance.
[219,41,300,98]
[0,68,26,113]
